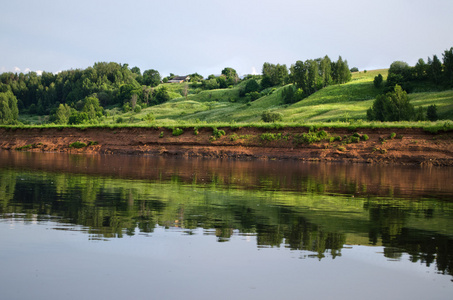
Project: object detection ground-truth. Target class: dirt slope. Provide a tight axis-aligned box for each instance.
[1,126,452,166]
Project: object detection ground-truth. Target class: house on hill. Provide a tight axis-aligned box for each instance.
[167,75,190,83]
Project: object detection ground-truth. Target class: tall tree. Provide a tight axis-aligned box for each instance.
[333,56,351,84]
[429,55,442,85]
[0,91,19,124]
[261,63,288,88]
[289,60,308,92]
[320,56,332,87]
[414,58,428,80]
[442,47,453,87]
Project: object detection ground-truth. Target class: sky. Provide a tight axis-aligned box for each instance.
[1,0,453,77]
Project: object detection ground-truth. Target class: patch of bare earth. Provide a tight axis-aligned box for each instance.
[1,127,452,166]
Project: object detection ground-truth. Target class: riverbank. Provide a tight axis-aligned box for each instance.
[1,126,453,166]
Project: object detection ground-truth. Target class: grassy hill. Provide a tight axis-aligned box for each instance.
[121,68,453,126]
[19,69,453,127]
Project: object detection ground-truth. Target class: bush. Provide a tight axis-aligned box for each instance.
[172,128,184,136]
[293,130,330,145]
[260,133,283,142]
[69,141,87,148]
[261,111,283,123]
[212,127,226,139]
[247,91,261,101]
[144,112,155,122]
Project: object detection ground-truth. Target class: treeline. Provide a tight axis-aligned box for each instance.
[0,55,353,125]
[382,47,453,92]
[0,62,183,124]
[239,55,352,103]
[368,47,453,122]
[285,55,351,102]
[0,62,162,114]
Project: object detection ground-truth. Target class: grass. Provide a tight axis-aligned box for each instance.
[135,69,452,125]
[10,68,453,129]
[3,120,453,132]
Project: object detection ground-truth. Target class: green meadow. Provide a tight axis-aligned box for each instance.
[16,68,453,129]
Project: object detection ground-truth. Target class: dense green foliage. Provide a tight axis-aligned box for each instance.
[0,91,19,124]
[385,47,453,91]
[289,56,351,98]
[261,63,288,88]
[1,47,453,127]
[367,85,415,121]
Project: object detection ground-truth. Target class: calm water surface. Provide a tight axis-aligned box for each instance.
[1,151,452,300]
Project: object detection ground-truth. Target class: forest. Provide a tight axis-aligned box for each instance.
[0,48,452,126]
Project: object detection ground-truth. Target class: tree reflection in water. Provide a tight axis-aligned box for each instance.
[1,152,453,277]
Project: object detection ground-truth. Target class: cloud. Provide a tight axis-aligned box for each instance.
[14,66,21,73]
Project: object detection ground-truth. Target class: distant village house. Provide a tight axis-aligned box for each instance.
[167,75,190,83]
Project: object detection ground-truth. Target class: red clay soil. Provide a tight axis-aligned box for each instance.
[1,126,453,166]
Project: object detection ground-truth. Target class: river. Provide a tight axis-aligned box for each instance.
[0,151,452,300]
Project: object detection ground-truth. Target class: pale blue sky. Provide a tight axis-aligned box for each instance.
[1,0,452,77]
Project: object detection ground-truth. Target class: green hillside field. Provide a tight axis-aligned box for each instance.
[17,69,453,129]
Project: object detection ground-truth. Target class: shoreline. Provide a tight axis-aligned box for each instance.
[1,126,452,166]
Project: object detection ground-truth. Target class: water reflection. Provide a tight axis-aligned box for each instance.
[1,151,453,279]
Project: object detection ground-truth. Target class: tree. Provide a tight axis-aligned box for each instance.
[374,74,383,88]
[442,47,453,87]
[414,58,428,81]
[55,103,73,124]
[367,85,414,121]
[261,63,288,88]
[119,84,141,104]
[202,78,219,90]
[188,73,203,82]
[131,67,141,75]
[429,55,442,85]
[244,79,260,94]
[427,104,438,121]
[221,67,239,85]
[81,96,104,120]
[0,91,19,124]
[282,85,303,104]
[387,61,412,88]
[320,56,333,87]
[153,86,170,104]
[142,69,161,87]
[333,56,351,84]
[216,76,228,88]
[290,60,308,91]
